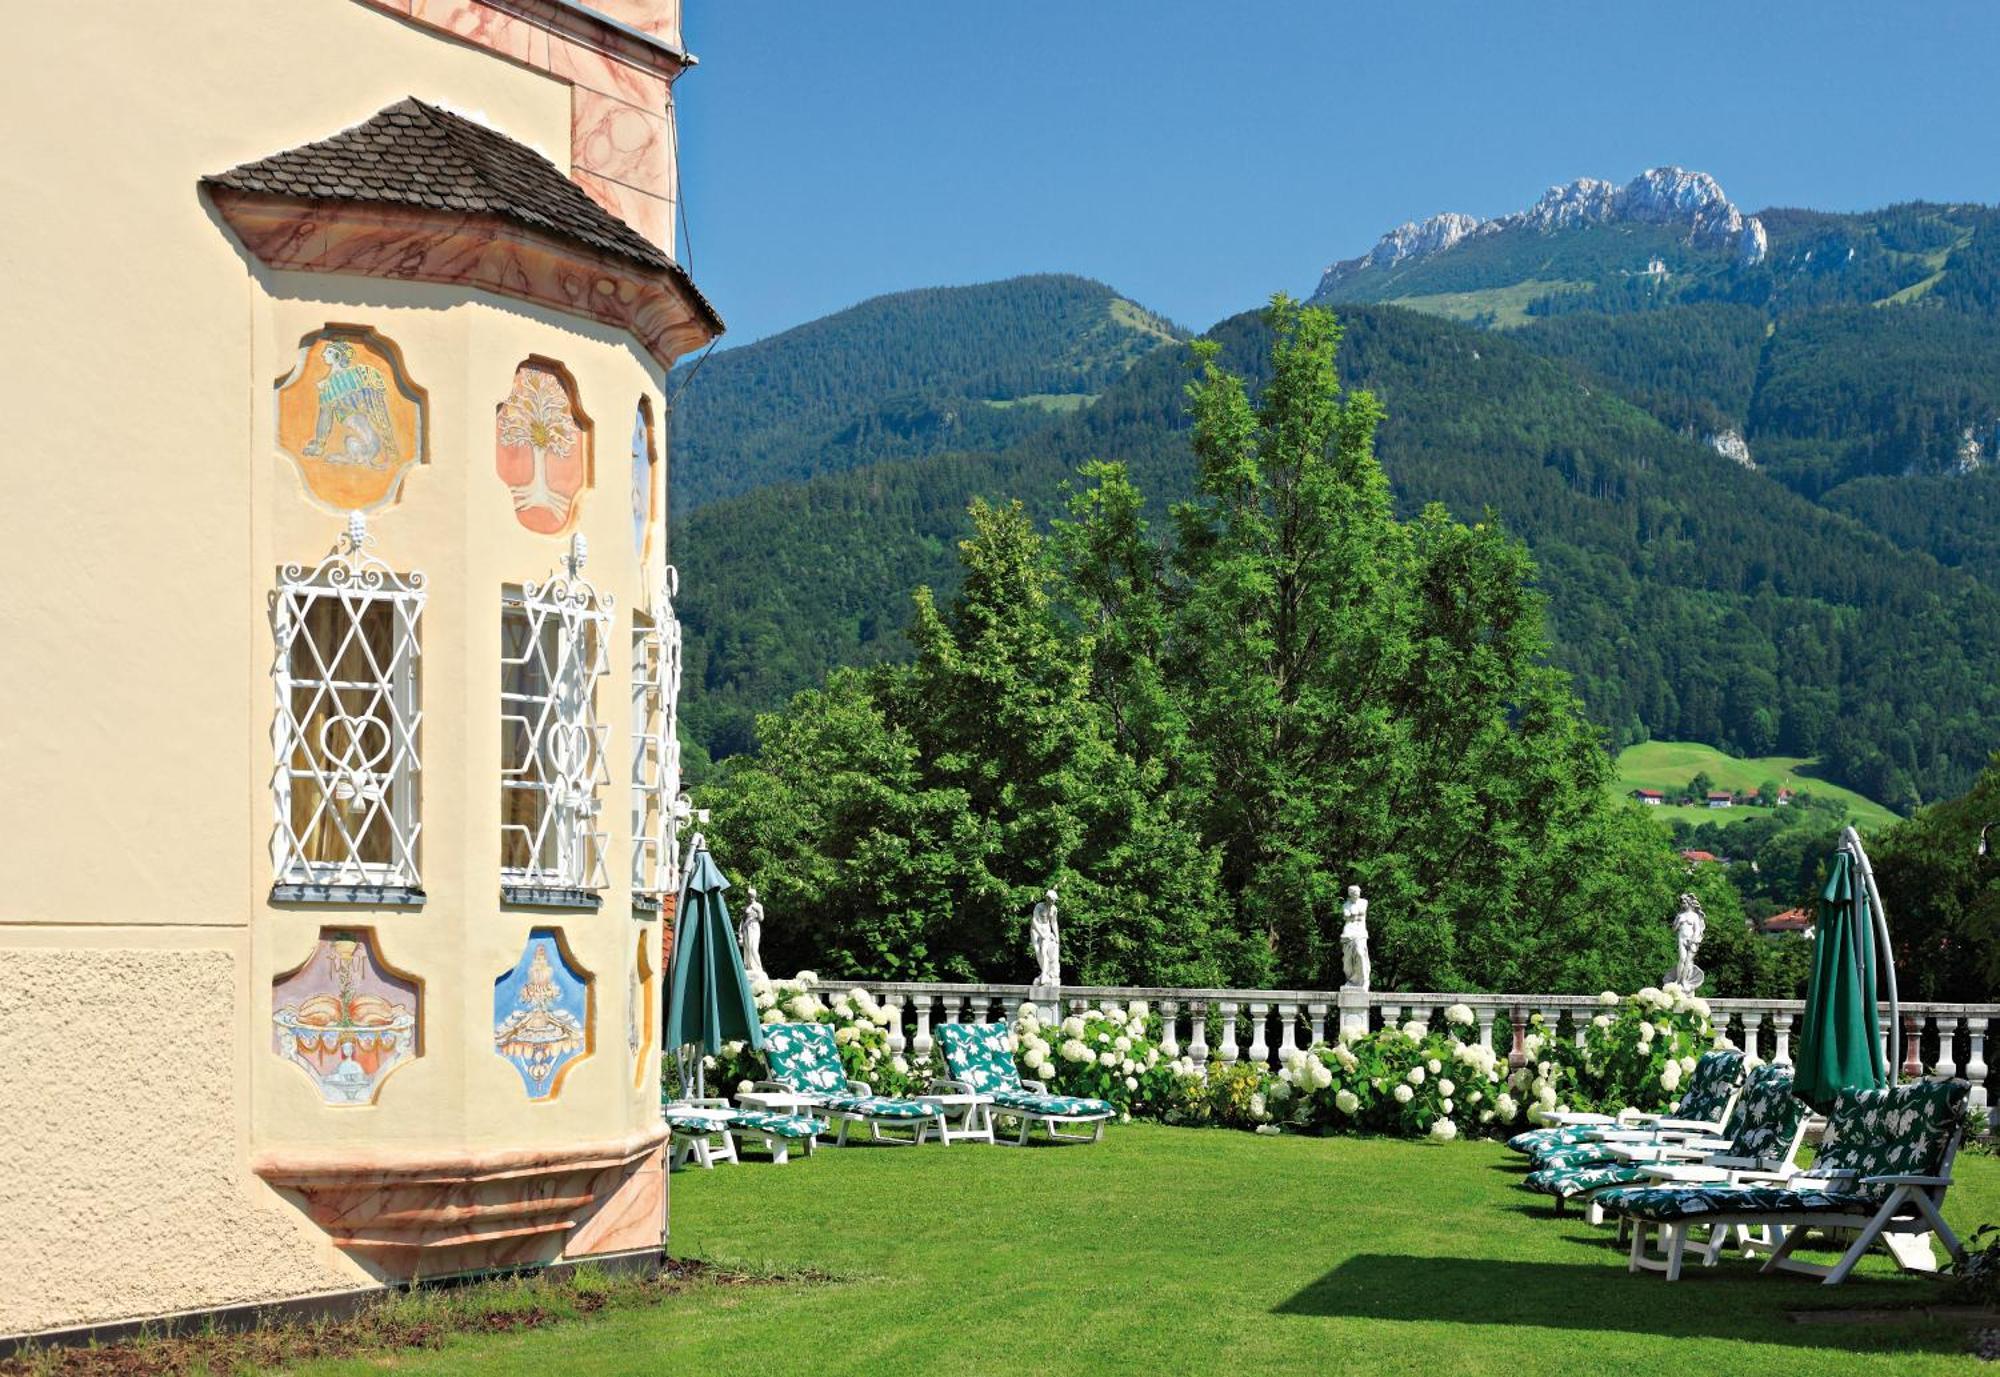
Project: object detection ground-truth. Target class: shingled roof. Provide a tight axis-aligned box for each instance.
[204,97,719,331]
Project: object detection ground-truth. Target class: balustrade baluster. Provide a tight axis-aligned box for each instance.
[1219,1002,1241,1066]
[1902,1015,1925,1078]
[1189,1001,1210,1074]
[1380,1003,1403,1030]
[1247,1002,1272,1068]
[885,994,907,1055]
[1773,1011,1793,1067]
[1159,1000,1182,1057]
[1966,1020,1991,1127]
[912,995,935,1059]
[1275,1001,1300,1060]
[1741,1010,1764,1068]
[1475,1009,1496,1054]
[1305,1001,1328,1048]
[1937,1015,1962,1080]
[1508,1006,1528,1071]
[1538,1006,1561,1052]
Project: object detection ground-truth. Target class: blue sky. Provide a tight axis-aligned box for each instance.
[676,2,2000,346]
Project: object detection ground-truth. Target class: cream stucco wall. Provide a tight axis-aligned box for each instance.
[1,0,683,1337]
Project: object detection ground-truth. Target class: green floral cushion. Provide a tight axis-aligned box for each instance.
[823,1092,938,1119]
[727,1110,827,1138]
[1725,1063,1805,1163]
[761,1022,849,1095]
[992,1087,1114,1118]
[939,1022,1023,1095]
[1509,1125,1595,1155]
[1595,1182,1881,1222]
[1811,1078,1969,1196]
[1531,1141,1623,1171]
[665,1111,735,1134]
[1523,1161,1649,1200]
[1676,1049,1747,1124]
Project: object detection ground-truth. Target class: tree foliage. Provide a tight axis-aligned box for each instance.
[705,300,1691,992]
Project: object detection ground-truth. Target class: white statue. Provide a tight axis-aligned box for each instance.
[738,885,765,978]
[1339,885,1371,991]
[1668,892,1707,992]
[1030,887,1061,987]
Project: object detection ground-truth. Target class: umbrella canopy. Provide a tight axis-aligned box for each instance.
[664,847,765,1067]
[1792,847,1888,1112]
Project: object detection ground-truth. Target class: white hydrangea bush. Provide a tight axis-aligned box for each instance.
[1012,1000,1173,1120]
[1517,984,1716,1124]
[1277,1009,1516,1139]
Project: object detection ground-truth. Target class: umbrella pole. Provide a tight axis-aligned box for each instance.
[1842,826,1901,1083]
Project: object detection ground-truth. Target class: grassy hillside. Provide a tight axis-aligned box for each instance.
[668,274,1182,511]
[1613,740,1898,830]
[674,301,2000,810]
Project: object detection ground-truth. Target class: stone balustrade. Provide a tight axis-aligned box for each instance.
[809,978,1999,1128]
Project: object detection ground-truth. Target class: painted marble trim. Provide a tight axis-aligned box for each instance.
[273,326,427,512]
[272,928,423,1106]
[209,193,719,369]
[494,927,593,1098]
[629,922,657,1089]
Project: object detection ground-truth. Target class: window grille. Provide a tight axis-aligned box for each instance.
[501,534,611,903]
[271,512,424,900]
[631,567,685,900]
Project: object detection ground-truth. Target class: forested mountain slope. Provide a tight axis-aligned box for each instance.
[668,274,1182,511]
[674,303,2000,810]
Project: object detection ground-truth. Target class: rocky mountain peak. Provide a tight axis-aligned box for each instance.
[1314,166,1767,297]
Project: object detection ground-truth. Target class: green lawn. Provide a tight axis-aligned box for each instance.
[294,1125,1999,1376]
[1615,740,1899,831]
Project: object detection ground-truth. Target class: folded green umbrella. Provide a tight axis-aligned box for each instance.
[664,847,764,1097]
[1793,847,1887,1113]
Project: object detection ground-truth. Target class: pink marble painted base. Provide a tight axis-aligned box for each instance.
[256,1127,668,1279]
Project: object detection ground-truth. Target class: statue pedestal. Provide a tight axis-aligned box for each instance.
[1027,982,1063,1018]
[1337,987,1370,1041]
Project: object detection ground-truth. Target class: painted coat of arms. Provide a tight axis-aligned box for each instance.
[275,328,426,511]
[494,929,591,1097]
[272,929,421,1105]
[496,362,592,534]
[630,401,656,559]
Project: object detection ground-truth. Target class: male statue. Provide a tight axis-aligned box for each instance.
[1668,892,1707,992]
[1030,887,1061,988]
[1340,884,1371,991]
[738,885,765,978]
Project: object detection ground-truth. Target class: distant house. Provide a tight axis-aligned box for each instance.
[1776,788,1794,806]
[1632,788,1665,806]
[1706,791,1734,809]
[1680,849,1721,865]
[1762,906,1815,938]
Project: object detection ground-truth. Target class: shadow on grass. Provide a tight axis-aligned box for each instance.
[1272,1253,1966,1354]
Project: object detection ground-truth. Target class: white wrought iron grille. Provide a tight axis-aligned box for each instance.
[271,512,425,897]
[630,566,686,898]
[501,534,612,899]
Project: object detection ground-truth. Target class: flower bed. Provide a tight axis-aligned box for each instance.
[663,977,1723,1144]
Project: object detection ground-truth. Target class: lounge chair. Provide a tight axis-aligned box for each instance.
[1507,1048,1744,1158]
[936,1022,1115,1146]
[751,1021,951,1146]
[1595,1077,1971,1283]
[664,1098,828,1168]
[1521,1063,1807,1220]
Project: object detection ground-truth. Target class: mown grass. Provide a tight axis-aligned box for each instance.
[291,1125,1999,1376]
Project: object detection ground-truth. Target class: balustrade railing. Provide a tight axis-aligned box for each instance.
[807,978,1999,1128]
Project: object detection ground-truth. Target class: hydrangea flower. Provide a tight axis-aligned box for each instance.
[1335,1089,1360,1114]
[1407,1066,1426,1085]
[1429,1118,1458,1141]
[1393,1084,1414,1104]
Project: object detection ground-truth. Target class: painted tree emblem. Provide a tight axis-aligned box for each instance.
[496,362,592,534]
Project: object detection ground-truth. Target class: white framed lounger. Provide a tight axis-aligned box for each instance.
[935,1022,1115,1146]
[1595,1078,1971,1285]
[754,1021,951,1146]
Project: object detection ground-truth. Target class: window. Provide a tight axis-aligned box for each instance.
[271,513,424,898]
[501,534,610,902]
[630,567,685,901]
